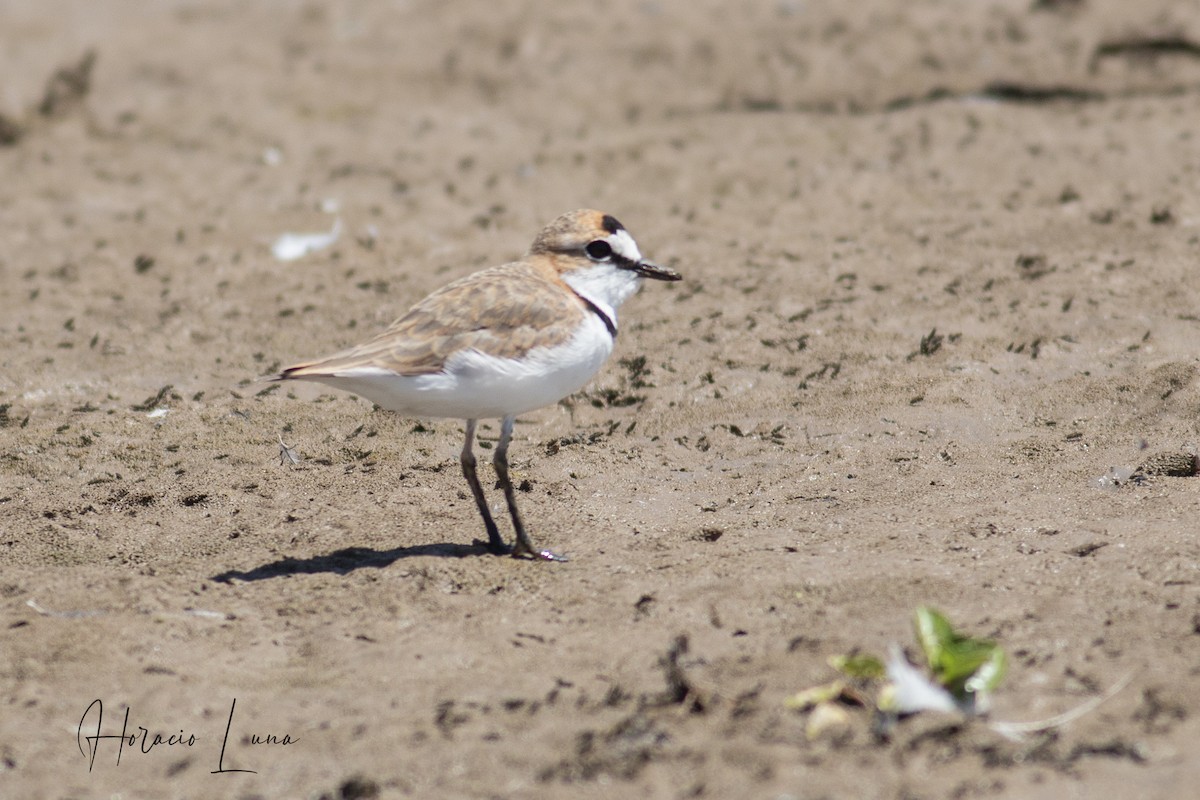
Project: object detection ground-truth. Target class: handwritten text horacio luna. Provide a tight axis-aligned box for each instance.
[78,698,295,774]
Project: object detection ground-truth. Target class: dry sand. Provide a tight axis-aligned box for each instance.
[2,2,1200,798]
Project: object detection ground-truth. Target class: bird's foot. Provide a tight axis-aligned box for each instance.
[510,541,568,562]
[475,537,513,557]
[474,538,567,562]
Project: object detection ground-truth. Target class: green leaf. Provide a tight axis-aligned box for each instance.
[829,653,886,680]
[784,681,847,710]
[913,606,1007,699]
[965,644,1008,695]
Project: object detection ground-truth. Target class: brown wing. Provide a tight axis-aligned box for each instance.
[280,262,587,378]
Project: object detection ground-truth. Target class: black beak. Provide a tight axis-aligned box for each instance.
[631,259,682,281]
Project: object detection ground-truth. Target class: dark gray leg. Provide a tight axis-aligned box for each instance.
[495,415,566,561]
[460,419,508,554]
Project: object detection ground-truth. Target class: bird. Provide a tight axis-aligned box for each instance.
[269,209,681,560]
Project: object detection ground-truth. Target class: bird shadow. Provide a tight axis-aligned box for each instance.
[210,541,490,583]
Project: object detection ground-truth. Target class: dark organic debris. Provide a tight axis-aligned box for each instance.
[881,82,1103,112]
[131,385,176,412]
[980,82,1102,104]
[316,775,380,800]
[0,113,22,146]
[1094,36,1200,62]
[1007,339,1043,359]
[798,361,842,390]
[1015,253,1054,280]
[654,635,707,713]
[1132,687,1187,734]
[1066,739,1148,764]
[619,355,654,389]
[1067,541,1108,558]
[543,431,605,456]
[1150,206,1175,225]
[539,711,671,783]
[919,328,943,357]
[980,728,1148,769]
[586,386,645,408]
[0,50,96,148]
[882,87,956,112]
[39,50,97,118]
[1032,0,1085,11]
[1137,451,1199,477]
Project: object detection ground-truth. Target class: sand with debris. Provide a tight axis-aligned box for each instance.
[2,2,1199,798]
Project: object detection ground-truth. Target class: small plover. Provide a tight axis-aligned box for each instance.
[270,209,681,560]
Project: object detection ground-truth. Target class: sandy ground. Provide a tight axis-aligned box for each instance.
[3,1,1200,798]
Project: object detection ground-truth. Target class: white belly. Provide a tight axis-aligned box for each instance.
[303,313,615,420]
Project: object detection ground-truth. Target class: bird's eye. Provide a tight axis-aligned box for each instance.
[585,240,613,261]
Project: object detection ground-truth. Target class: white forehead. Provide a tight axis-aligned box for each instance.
[607,228,642,262]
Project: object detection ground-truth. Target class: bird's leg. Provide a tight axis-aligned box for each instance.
[495,415,566,561]
[460,419,508,554]
[493,415,531,555]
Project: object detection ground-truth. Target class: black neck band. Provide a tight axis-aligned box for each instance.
[578,295,616,338]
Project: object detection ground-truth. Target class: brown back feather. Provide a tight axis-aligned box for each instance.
[282,261,587,378]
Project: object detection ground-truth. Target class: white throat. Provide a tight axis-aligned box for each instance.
[560,228,646,328]
[562,265,642,331]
